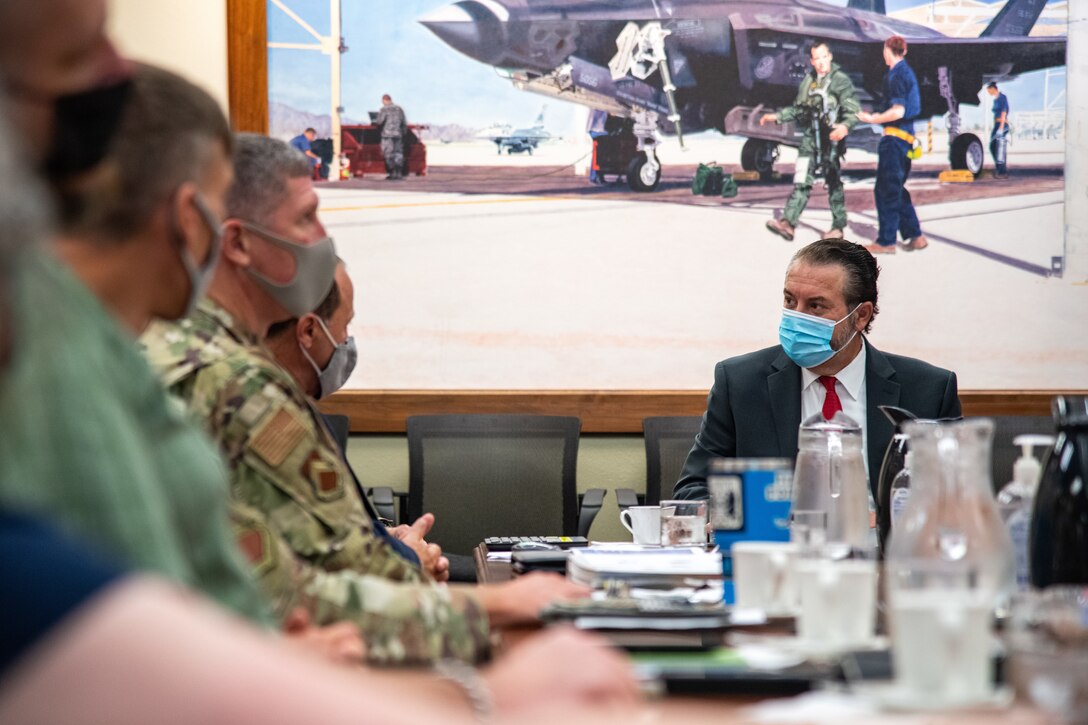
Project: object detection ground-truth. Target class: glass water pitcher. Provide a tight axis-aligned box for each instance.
[792,412,870,553]
[887,418,1015,604]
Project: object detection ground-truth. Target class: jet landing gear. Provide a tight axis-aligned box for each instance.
[627,109,663,192]
[949,133,984,175]
[741,139,779,180]
[627,151,661,192]
[938,65,983,176]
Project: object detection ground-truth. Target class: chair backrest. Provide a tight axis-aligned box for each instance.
[321,413,351,456]
[643,416,703,505]
[406,414,581,554]
[990,414,1055,492]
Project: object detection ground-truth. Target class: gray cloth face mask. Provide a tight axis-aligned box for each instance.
[301,316,357,398]
[178,195,223,318]
[240,221,337,317]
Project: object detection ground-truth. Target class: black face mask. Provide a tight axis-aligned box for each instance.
[44,78,133,180]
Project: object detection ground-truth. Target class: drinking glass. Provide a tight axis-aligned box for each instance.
[659,500,707,547]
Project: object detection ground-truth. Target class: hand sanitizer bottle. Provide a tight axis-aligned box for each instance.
[998,435,1055,590]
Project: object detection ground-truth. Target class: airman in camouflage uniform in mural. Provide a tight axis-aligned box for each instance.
[375,93,407,179]
[143,133,489,664]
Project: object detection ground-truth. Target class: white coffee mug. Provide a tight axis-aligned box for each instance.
[732,541,800,615]
[620,506,662,545]
[795,557,877,650]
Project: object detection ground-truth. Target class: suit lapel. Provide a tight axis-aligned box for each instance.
[865,341,901,498]
[767,350,803,460]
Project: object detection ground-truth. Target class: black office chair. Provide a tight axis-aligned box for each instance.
[404,414,605,555]
[322,413,351,453]
[615,416,703,510]
[321,413,406,523]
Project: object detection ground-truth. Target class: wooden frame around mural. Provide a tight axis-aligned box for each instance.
[227,0,269,134]
[316,390,1079,433]
[226,4,1082,433]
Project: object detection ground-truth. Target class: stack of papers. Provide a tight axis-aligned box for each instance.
[567,546,723,588]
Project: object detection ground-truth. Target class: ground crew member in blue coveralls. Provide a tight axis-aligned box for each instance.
[856,35,928,255]
[987,82,1010,178]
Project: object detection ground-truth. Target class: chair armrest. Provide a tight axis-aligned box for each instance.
[614,488,644,511]
[392,491,409,525]
[576,488,607,538]
[366,486,398,524]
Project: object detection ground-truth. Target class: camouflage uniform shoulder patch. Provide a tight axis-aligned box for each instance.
[249,406,307,469]
[232,515,278,578]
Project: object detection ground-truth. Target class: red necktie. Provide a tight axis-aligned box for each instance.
[819,376,843,420]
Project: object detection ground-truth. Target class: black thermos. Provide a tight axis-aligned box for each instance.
[1029,396,1088,587]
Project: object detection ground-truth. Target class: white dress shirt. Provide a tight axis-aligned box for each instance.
[801,343,868,475]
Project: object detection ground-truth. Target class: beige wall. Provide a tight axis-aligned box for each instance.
[346,435,647,543]
[108,0,230,112]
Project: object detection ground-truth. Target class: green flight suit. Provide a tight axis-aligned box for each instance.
[775,62,861,230]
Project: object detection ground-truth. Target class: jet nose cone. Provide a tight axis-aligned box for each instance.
[420,1,508,66]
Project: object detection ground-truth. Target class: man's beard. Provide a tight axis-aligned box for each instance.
[830,319,856,353]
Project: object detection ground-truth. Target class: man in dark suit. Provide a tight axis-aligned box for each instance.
[675,239,960,503]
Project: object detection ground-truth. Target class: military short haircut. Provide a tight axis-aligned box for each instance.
[987,82,998,90]
[227,134,312,225]
[790,239,880,333]
[810,42,830,57]
[885,35,907,57]
[68,63,232,242]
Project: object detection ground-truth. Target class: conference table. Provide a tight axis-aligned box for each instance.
[472,544,1055,724]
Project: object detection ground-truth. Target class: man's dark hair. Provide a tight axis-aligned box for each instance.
[885,35,907,57]
[987,81,998,90]
[382,94,392,102]
[304,127,316,135]
[809,42,830,57]
[266,260,343,339]
[790,239,880,333]
[67,63,232,241]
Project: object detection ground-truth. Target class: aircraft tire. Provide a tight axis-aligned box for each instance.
[741,139,778,179]
[627,152,661,192]
[949,133,984,175]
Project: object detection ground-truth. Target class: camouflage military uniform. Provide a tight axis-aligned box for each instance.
[375,103,407,177]
[142,299,489,664]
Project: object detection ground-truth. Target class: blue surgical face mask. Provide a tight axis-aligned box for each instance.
[779,306,860,369]
[301,316,357,399]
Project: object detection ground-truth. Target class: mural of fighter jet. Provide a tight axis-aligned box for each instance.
[482,105,552,153]
[421,0,1064,191]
